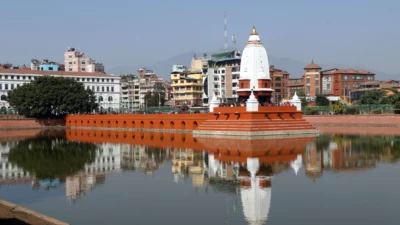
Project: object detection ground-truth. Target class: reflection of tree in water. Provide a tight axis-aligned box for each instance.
[8,137,97,179]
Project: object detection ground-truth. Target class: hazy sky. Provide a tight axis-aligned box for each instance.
[1,0,399,74]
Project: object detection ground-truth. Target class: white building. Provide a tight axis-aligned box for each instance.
[0,68,121,113]
[191,51,241,106]
[82,143,121,174]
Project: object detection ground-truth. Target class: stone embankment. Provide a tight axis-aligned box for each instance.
[0,200,69,225]
[304,115,400,135]
[0,118,64,130]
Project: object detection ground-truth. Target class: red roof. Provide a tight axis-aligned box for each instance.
[0,68,113,77]
[322,68,374,75]
[304,60,321,69]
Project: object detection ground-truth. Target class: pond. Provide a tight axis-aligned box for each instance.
[1,129,399,225]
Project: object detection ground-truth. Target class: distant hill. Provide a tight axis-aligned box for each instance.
[108,52,399,81]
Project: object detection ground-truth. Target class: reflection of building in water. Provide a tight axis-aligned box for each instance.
[290,155,303,175]
[121,144,167,175]
[84,143,121,174]
[304,138,380,180]
[171,148,204,186]
[66,173,105,202]
[303,142,323,180]
[0,141,32,184]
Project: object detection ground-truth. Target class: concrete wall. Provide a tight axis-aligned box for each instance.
[0,118,65,128]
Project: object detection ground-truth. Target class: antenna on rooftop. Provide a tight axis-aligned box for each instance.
[224,13,228,52]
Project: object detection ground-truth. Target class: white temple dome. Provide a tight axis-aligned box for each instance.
[239,25,271,89]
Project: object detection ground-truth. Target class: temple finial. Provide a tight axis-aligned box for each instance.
[251,25,258,35]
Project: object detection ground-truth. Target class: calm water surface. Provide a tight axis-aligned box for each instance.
[1,130,399,225]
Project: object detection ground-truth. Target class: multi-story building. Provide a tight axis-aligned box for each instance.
[287,78,304,98]
[120,75,141,111]
[0,66,120,113]
[350,80,400,101]
[64,47,105,73]
[191,51,241,106]
[171,65,203,107]
[302,60,375,102]
[269,66,290,103]
[137,68,166,108]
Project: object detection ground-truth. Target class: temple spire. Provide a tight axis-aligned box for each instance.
[251,25,258,35]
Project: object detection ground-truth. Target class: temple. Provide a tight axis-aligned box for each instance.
[237,26,274,104]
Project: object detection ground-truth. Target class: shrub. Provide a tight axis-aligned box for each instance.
[395,102,400,114]
[371,108,382,114]
[344,107,360,115]
[304,107,319,115]
[332,102,343,115]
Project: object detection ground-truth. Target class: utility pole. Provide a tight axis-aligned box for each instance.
[224,13,228,52]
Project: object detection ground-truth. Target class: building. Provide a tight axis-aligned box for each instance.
[64,47,105,73]
[302,60,375,102]
[270,66,290,103]
[137,68,166,108]
[171,65,203,107]
[350,80,400,101]
[237,26,274,104]
[287,78,304,98]
[0,67,121,113]
[120,75,141,111]
[192,51,241,106]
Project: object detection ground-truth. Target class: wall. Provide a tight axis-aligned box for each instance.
[304,115,400,126]
[66,114,209,130]
[0,118,65,128]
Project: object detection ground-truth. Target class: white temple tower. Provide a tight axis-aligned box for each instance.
[237,26,274,104]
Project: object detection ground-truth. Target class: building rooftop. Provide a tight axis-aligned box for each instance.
[304,60,321,69]
[0,68,113,77]
[322,68,374,75]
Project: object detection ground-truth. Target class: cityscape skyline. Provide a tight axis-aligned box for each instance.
[1,0,399,79]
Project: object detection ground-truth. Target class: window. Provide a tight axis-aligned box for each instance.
[23,76,25,80]
[97,86,100,92]
[111,87,114,92]
[107,79,109,82]
[17,76,20,79]
[343,75,348,80]
[107,87,109,92]
[108,96,113,101]
[69,62,72,65]
[77,78,80,81]
[367,76,373,81]
[306,76,310,84]
[11,84,14,90]
[82,68,86,71]
[97,79,100,82]
[17,84,20,88]
[92,86,95,91]
[69,68,72,71]
[81,61,86,64]
[11,76,14,79]
[69,55,72,58]
[28,76,31,80]
[0,84,2,90]
[102,79,104,82]
[102,86,105,92]
[111,79,114,82]
[49,67,53,71]
[99,96,103,101]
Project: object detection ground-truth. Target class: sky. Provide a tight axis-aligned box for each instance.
[1,0,399,75]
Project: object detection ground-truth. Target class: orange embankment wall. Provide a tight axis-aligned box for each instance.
[66,129,315,164]
[65,114,209,130]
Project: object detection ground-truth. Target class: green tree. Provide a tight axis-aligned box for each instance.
[8,137,97,179]
[8,76,97,118]
[358,90,385,105]
[144,82,166,107]
[315,95,330,106]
